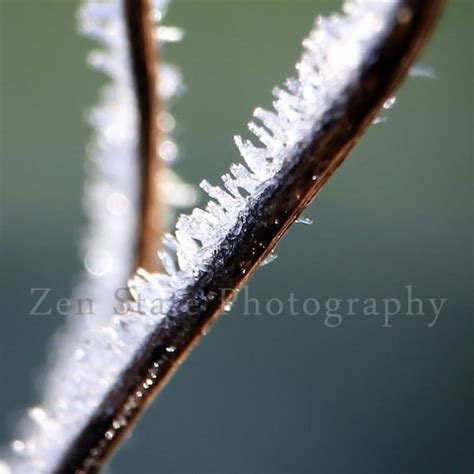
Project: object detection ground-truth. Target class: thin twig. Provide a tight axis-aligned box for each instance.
[57,0,445,472]
[125,0,164,272]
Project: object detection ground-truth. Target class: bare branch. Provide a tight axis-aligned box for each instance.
[124,0,164,272]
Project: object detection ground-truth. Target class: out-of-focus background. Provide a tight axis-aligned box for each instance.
[0,1,472,473]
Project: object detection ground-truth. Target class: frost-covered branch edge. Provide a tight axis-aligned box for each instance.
[2,0,188,472]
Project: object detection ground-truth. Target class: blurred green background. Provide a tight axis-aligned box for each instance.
[0,1,472,473]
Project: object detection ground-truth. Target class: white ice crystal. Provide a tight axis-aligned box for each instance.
[3,0,400,472]
[410,63,436,78]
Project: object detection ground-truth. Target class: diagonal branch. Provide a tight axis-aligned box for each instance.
[57,0,445,472]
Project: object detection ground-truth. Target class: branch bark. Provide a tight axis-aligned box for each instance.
[125,0,164,272]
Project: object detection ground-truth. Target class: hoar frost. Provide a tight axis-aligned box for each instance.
[2,1,400,472]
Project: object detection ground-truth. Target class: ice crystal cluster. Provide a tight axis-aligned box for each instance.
[2,0,400,472]
[129,0,399,303]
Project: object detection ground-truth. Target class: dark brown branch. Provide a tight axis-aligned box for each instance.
[57,1,445,472]
[125,0,164,272]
